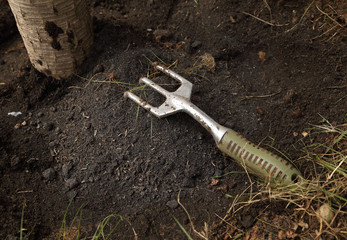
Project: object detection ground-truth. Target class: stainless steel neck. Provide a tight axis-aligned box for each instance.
[168,94,228,143]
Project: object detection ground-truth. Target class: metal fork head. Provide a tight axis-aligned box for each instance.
[124,63,193,118]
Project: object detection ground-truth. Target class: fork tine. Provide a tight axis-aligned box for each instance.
[139,77,170,97]
[124,91,153,112]
[154,63,193,99]
[154,64,191,85]
[124,91,179,118]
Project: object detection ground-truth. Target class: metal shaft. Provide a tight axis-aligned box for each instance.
[173,96,228,143]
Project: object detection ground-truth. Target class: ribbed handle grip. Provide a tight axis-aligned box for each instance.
[218,129,302,185]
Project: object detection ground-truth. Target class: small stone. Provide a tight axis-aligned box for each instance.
[14,123,21,129]
[317,203,333,222]
[50,149,56,157]
[42,168,56,181]
[191,40,202,48]
[186,165,201,178]
[21,121,27,126]
[153,29,172,41]
[241,215,254,228]
[214,168,223,177]
[197,133,203,140]
[55,127,62,134]
[67,190,77,201]
[182,177,194,188]
[93,64,105,74]
[62,163,72,179]
[37,112,44,117]
[166,200,178,209]
[65,178,79,190]
[10,157,21,167]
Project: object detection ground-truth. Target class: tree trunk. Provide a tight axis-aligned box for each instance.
[7,0,93,79]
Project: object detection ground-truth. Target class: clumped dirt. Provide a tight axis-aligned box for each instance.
[0,0,346,239]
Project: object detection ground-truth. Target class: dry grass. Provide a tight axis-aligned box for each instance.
[213,122,346,239]
[311,0,347,41]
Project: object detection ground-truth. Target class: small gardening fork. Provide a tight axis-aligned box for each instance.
[124,63,303,186]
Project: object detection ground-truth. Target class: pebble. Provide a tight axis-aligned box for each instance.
[42,168,56,181]
[37,112,44,118]
[93,64,105,74]
[55,127,62,134]
[67,190,77,201]
[182,177,194,188]
[166,200,179,209]
[214,168,223,177]
[241,215,254,228]
[50,149,57,157]
[191,40,202,48]
[10,157,21,167]
[65,178,79,190]
[62,163,72,179]
[14,123,21,129]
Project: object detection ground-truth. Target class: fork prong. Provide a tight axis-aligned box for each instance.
[124,91,153,112]
[154,63,193,86]
[153,63,193,99]
[124,91,179,118]
[140,77,170,97]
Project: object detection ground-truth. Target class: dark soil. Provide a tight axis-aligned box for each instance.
[1,0,346,239]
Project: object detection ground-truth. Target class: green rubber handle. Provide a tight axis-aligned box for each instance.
[218,129,302,186]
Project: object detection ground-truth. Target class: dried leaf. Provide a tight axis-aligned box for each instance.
[210,178,219,186]
[200,53,216,72]
[258,51,266,63]
[256,106,264,115]
[230,15,237,23]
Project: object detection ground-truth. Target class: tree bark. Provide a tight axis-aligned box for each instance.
[7,0,93,79]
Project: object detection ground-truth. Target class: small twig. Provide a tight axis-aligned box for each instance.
[286,0,316,33]
[242,11,286,27]
[328,157,346,180]
[326,84,347,89]
[242,90,281,100]
[17,190,33,194]
[326,28,341,42]
[316,5,346,29]
[311,25,338,40]
[177,190,208,240]
[263,0,272,24]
